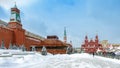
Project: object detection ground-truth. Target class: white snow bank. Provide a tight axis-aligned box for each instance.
[0,50,120,68]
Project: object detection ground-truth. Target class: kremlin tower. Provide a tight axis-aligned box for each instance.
[64,27,67,43]
[8,3,22,29]
[8,3,25,46]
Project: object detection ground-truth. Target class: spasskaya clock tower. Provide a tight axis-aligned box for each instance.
[8,3,25,46]
[8,3,22,29]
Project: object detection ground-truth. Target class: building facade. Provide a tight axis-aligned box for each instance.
[100,40,120,52]
[81,35,104,53]
[0,4,71,54]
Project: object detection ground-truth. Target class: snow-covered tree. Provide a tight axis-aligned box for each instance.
[66,46,73,54]
[8,42,13,49]
[12,45,18,50]
[31,46,36,51]
[20,44,26,51]
[0,40,6,49]
[41,46,47,55]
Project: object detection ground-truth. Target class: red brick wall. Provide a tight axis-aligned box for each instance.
[47,49,66,54]
[38,49,66,54]
[12,28,25,45]
[0,25,67,54]
[25,36,41,50]
[0,27,13,48]
[8,22,22,29]
[0,26,41,50]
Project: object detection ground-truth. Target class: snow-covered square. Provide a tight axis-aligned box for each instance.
[0,50,120,68]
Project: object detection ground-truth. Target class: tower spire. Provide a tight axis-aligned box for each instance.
[64,27,67,43]
[96,31,98,39]
[14,2,17,8]
[85,35,88,43]
[85,35,88,40]
[95,34,99,43]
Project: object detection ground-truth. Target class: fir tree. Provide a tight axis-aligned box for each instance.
[31,46,36,51]
[41,46,47,55]
[0,40,6,49]
[12,45,18,50]
[9,42,13,49]
[66,46,73,54]
[20,44,26,51]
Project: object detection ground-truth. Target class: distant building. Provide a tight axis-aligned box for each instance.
[112,44,120,48]
[100,40,120,52]
[0,4,72,54]
[100,40,109,49]
[81,35,104,53]
[38,35,70,54]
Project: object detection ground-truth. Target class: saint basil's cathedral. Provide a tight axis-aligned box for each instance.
[0,4,72,54]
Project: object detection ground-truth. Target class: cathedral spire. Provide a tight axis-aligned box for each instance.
[64,27,67,43]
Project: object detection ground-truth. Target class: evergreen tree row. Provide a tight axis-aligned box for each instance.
[0,40,26,51]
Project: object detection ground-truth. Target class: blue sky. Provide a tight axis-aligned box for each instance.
[0,0,120,47]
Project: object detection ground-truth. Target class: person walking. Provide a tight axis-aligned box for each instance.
[93,52,95,57]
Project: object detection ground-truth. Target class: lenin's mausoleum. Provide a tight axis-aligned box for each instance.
[0,4,72,54]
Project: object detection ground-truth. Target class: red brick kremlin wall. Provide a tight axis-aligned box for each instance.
[0,20,68,54]
[0,25,41,50]
[0,27,13,48]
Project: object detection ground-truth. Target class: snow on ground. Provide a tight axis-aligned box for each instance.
[0,50,120,68]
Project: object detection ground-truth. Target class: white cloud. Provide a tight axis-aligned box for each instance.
[0,0,39,10]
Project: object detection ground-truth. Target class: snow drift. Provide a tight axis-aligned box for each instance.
[0,50,120,68]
